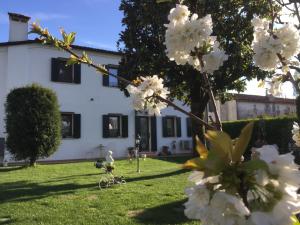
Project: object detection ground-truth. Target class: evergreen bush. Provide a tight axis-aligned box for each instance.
[5,84,61,166]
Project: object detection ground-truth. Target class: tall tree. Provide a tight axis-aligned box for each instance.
[118,0,271,152]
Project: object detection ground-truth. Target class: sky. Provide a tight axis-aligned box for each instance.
[0,0,123,50]
[0,0,296,98]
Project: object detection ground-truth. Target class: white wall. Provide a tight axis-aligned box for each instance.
[0,43,192,161]
[0,48,7,136]
[237,101,296,119]
[158,100,192,154]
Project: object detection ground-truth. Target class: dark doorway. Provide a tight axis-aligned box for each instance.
[135,116,157,152]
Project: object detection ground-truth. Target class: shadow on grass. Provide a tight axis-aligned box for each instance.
[0,216,16,225]
[126,169,188,183]
[155,156,192,164]
[0,181,97,203]
[0,166,27,173]
[134,199,193,225]
[40,173,101,184]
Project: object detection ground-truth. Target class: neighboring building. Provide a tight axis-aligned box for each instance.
[0,13,193,162]
[219,94,296,121]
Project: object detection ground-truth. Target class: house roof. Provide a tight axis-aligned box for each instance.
[8,12,31,23]
[0,39,122,56]
[234,93,295,105]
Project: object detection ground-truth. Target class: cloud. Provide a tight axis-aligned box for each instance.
[81,40,117,51]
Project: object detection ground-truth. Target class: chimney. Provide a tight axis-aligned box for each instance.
[8,12,31,42]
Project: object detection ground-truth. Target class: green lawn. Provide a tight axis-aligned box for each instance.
[0,157,198,225]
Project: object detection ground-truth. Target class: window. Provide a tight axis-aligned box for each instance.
[162,116,181,137]
[61,113,81,139]
[103,65,119,87]
[103,114,128,138]
[51,58,81,84]
[186,117,192,137]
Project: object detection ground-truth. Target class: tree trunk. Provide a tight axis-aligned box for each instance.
[29,157,37,167]
[190,78,209,157]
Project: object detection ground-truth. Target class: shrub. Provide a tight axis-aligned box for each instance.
[5,84,61,166]
[222,116,296,159]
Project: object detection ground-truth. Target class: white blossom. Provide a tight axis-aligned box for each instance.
[184,184,210,220]
[126,75,169,116]
[251,16,300,71]
[251,145,300,225]
[269,77,283,96]
[165,4,228,73]
[202,43,228,74]
[202,192,249,225]
[167,4,190,25]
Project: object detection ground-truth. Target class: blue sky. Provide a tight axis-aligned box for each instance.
[0,0,123,51]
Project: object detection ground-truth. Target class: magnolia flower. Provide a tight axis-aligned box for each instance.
[292,122,300,147]
[126,75,169,116]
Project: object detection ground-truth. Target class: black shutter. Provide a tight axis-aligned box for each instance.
[103,115,110,138]
[122,115,128,138]
[73,114,81,139]
[176,117,182,137]
[103,75,109,86]
[74,64,81,84]
[0,138,5,159]
[186,118,192,137]
[51,58,59,82]
[151,117,157,151]
[162,117,168,137]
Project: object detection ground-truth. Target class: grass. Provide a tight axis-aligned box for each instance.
[0,157,198,225]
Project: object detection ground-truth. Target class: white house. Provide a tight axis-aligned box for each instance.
[0,13,193,162]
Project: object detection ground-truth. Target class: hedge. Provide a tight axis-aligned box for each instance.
[222,116,297,159]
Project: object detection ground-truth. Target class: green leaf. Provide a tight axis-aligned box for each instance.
[291,215,300,225]
[195,135,208,159]
[67,32,76,45]
[205,130,233,163]
[183,157,205,171]
[66,55,78,66]
[241,159,269,173]
[232,122,254,162]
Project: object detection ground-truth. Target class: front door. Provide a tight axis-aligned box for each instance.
[136,116,150,151]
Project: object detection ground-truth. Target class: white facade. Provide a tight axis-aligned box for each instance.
[0,13,192,162]
[219,94,296,121]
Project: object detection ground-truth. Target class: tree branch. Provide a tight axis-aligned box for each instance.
[31,25,216,130]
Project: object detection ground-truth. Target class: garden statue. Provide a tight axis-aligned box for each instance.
[105,150,114,165]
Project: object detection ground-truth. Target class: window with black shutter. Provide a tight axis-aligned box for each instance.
[103,65,119,88]
[51,58,81,84]
[186,117,192,137]
[61,112,81,139]
[176,117,181,137]
[162,116,176,137]
[103,114,128,138]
